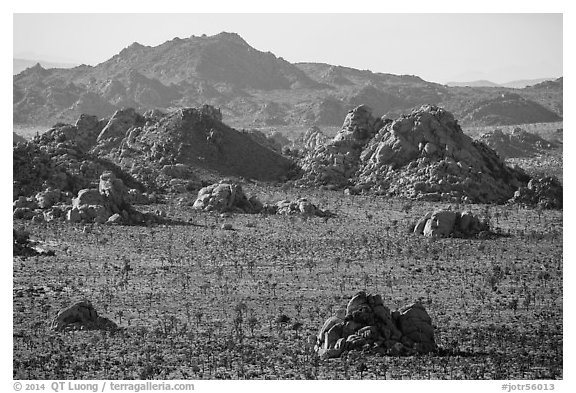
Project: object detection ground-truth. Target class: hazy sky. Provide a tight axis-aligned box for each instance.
[13,13,562,84]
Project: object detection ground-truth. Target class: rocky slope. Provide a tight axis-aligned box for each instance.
[478,127,557,158]
[13,33,562,129]
[458,92,561,126]
[299,105,530,204]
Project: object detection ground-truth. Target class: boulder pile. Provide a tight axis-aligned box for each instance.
[192,181,333,217]
[67,171,154,225]
[192,182,263,213]
[299,105,530,203]
[508,176,562,209]
[315,291,436,359]
[264,198,333,217]
[50,300,117,331]
[14,171,159,225]
[413,209,489,238]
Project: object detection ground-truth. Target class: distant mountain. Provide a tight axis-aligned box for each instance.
[446,78,557,89]
[446,80,501,88]
[500,78,557,89]
[13,58,78,75]
[13,32,563,129]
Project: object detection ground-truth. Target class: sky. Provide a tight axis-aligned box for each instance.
[13,13,562,84]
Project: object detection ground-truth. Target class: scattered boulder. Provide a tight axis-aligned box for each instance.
[508,176,562,209]
[192,182,262,213]
[315,291,436,359]
[413,209,488,238]
[50,300,117,331]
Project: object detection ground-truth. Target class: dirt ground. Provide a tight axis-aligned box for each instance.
[13,187,562,379]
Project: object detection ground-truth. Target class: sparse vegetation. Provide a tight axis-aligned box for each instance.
[13,188,562,379]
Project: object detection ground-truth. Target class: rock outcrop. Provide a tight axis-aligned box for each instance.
[299,105,529,203]
[50,300,117,331]
[315,292,436,359]
[508,176,562,209]
[413,210,489,238]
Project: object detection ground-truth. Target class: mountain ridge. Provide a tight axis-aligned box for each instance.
[13,32,563,129]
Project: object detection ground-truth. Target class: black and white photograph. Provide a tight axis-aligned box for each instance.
[6,2,569,391]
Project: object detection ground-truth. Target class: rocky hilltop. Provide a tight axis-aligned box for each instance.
[13,33,562,129]
[299,105,530,204]
[92,105,296,187]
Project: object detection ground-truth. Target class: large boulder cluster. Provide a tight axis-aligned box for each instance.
[315,291,436,359]
[508,176,562,209]
[299,105,530,204]
[413,210,489,238]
